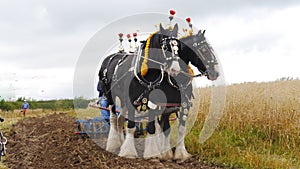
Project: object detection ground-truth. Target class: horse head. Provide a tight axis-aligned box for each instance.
[180,30,219,80]
[157,23,182,76]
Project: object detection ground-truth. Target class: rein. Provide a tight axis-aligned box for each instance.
[139,55,165,66]
[180,70,203,78]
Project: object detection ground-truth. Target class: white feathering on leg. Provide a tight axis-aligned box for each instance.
[144,118,162,159]
[119,127,138,158]
[174,124,191,162]
[143,133,162,159]
[106,112,122,153]
[161,133,173,161]
[116,114,125,144]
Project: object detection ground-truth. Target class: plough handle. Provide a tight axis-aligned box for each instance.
[89,104,120,113]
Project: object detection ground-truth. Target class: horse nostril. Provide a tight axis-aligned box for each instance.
[172,68,179,72]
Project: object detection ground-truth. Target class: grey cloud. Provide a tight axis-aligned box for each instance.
[1,0,299,99]
[3,0,298,37]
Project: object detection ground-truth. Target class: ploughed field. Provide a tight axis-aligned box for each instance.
[4,113,223,169]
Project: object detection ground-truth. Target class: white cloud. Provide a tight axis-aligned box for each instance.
[0,66,74,100]
[199,6,300,84]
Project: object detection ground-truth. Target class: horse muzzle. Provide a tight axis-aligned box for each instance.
[206,70,219,81]
[168,61,181,76]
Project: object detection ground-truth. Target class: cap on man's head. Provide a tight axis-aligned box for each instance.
[24,100,26,102]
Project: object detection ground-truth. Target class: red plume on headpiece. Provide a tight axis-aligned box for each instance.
[133,32,137,37]
[169,9,176,15]
[169,9,176,22]
[186,17,193,29]
[186,17,191,23]
[118,33,123,38]
[126,34,131,39]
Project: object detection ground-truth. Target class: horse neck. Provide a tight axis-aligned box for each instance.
[181,36,207,73]
[143,33,164,67]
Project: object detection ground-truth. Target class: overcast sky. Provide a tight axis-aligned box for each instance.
[1,0,299,100]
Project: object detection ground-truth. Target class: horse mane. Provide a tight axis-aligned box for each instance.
[141,31,157,77]
[177,34,195,77]
[140,24,179,77]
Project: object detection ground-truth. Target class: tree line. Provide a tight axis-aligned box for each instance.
[0,97,91,111]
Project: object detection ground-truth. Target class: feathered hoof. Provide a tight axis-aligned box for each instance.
[143,151,162,160]
[143,134,162,159]
[118,128,138,158]
[161,149,173,162]
[118,141,138,158]
[119,153,137,159]
[148,157,161,162]
[106,146,119,154]
[174,148,191,163]
[106,127,123,154]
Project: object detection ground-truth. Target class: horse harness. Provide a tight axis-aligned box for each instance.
[135,38,193,113]
[104,37,194,116]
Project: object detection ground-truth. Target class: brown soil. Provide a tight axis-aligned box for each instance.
[4,113,225,169]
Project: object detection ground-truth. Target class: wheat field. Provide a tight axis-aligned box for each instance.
[186,80,300,169]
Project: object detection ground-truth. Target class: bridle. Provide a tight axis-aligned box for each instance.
[161,36,181,63]
[166,34,219,90]
[133,35,182,88]
[192,37,218,75]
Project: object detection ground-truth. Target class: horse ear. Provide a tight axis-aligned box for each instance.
[202,30,206,35]
[198,30,202,35]
[172,23,179,37]
[159,24,165,34]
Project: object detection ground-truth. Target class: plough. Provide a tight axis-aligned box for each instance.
[75,104,112,136]
[75,103,178,137]
[75,117,110,135]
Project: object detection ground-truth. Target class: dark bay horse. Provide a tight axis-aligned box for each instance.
[157,30,220,161]
[98,25,219,161]
[99,24,182,157]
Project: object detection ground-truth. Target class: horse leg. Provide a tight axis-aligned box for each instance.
[174,110,191,163]
[116,106,126,144]
[118,105,138,158]
[160,112,173,161]
[143,110,162,160]
[106,105,123,153]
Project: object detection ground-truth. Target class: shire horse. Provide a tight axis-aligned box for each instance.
[98,24,219,161]
[99,23,182,155]
[157,30,219,161]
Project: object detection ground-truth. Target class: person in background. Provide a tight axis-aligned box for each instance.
[97,81,110,125]
[21,100,30,117]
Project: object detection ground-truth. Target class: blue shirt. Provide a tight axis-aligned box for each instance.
[98,97,110,120]
[21,102,30,109]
